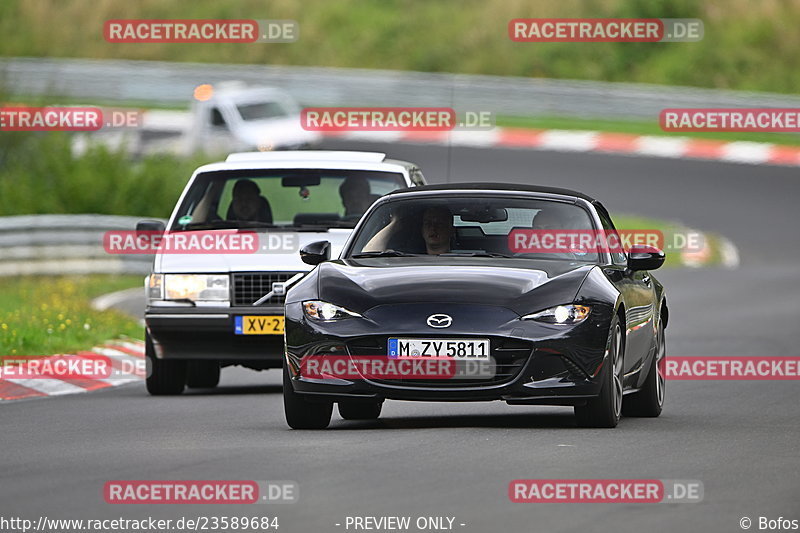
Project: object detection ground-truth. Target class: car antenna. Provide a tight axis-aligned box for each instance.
[445,79,454,184]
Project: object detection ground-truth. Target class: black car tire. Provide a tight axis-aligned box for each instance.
[338,400,383,420]
[145,331,187,396]
[283,363,333,429]
[186,361,221,389]
[575,318,623,428]
[623,319,665,417]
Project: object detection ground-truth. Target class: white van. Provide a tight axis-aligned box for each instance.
[140,151,426,395]
[181,84,319,154]
[75,84,319,157]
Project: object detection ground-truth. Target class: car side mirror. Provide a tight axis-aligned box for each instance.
[136,220,166,236]
[627,245,665,271]
[300,240,331,266]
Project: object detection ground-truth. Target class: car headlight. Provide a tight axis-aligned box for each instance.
[522,304,591,325]
[149,274,230,302]
[303,300,361,321]
[147,274,163,302]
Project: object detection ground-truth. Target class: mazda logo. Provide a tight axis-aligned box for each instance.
[427,314,453,328]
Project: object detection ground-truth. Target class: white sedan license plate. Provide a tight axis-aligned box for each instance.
[388,338,490,360]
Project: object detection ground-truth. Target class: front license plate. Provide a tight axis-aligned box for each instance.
[388,338,490,360]
[235,315,284,335]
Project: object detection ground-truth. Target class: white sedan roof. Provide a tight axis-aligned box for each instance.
[195,151,415,173]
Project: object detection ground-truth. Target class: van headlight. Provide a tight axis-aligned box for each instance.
[148,274,229,303]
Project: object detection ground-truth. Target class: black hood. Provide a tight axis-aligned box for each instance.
[317,257,594,316]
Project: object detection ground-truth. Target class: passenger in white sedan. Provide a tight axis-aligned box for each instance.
[339,176,379,217]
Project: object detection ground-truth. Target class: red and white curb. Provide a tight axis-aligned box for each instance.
[680,232,740,269]
[322,128,800,167]
[0,339,145,401]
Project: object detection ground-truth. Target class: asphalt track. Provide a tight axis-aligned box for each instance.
[2,141,799,533]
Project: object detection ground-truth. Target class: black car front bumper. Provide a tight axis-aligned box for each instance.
[284,301,614,405]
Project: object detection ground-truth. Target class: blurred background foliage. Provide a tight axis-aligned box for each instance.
[0,130,206,217]
[0,0,795,93]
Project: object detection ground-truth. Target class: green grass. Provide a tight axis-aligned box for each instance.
[0,275,143,356]
[497,115,800,147]
[0,131,209,217]
[0,0,798,94]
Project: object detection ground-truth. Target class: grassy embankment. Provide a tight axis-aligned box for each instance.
[1,0,798,94]
[0,275,143,356]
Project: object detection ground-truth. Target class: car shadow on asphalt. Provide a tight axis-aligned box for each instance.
[184,385,283,396]
[328,412,580,430]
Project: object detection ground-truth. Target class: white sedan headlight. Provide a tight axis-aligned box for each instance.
[149,274,229,302]
[522,304,591,325]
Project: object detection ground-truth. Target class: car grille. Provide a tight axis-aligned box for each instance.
[346,336,532,388]
[232,272,304,306]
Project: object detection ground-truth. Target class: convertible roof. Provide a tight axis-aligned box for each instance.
[386,182,597,202]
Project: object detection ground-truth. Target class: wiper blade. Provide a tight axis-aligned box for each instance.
[177,221,277,231]
[282,224,332,232]
[177,221,240,230]
[350,249,420,258]
[231,221,277,228]
[440,251,514,258]
[286,221,357,229]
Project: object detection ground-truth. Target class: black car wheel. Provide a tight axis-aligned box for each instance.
[186,361,221,389]
[338,400,383,420]
[283,363,333,429]
[575,318,623,428]
[145,331,187,396]
[623,319,665,417]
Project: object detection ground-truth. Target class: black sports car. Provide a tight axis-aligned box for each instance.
[283,183,667,429]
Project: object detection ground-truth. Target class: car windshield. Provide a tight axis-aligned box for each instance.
[170,169,406,230]
[236,101,291,121]
[347,196,601,262]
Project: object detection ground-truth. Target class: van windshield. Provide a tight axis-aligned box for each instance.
[170,169,406,231]
[236,101,291,121]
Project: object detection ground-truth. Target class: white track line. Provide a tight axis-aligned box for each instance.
[3,378,87,396]
[537,130,599,152]
[721,142,773,164]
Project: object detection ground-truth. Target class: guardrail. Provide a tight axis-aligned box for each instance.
[3,57,800,120]
[0,215,161,276]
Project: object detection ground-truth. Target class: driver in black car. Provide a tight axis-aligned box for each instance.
[361,205,453,255]
[421,206,454,255]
